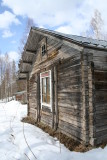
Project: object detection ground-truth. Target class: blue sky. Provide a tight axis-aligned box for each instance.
[0,0,107,62]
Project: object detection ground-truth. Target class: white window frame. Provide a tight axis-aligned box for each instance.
[40,70,52,110]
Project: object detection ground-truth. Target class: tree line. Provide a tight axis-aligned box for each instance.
[0,53,17,101]
[0,18,34,101]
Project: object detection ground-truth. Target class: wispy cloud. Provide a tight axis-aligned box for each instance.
[0,10,21,38]
[8,51,20,62]
[2,0,107,36]
[2,29,14,38]
[0,11,20,29]
[11,40,16,44]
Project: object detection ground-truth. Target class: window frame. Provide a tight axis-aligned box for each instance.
[40,70,52,110]
[41,43,46,56]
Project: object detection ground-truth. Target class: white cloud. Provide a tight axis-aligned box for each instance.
[0,10,21,38]
[11,40,16,44]
[2,30,14,38]
[2,0,107,35]
[8,51,20,62]
[0,10,20,29]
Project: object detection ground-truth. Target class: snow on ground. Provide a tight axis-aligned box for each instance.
[0,100,107,160]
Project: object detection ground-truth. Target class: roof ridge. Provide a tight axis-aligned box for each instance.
[31,26,107,49]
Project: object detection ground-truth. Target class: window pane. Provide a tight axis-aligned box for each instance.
[47,94,50,104]
[42,78,46,94]
[42,94,46,103]
[42,44,46,56]
[41,72,51,106]
[42,46,44,51]
[42,78,46,103]
[46,77,50,104]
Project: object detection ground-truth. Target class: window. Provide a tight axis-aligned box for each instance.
[41,44,46,56]
[40,70,52,109]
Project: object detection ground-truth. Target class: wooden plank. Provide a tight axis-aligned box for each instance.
[95,82,107,90]
[96,125,107,132]
[54,66,58,130]
[41,110,52,116]
[58,60,81,71]
[95,92,107,103]
[51,68,54,129]
[59,107,83,117]
[94,63,107,71]
[93,55,107,62]
[37,73,40,122]
[94,71,107,82]
[96,134,107,145]
[58,102,82,110]
[59,111,87,122]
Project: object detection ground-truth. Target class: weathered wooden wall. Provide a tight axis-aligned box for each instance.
[29,74,37,120]
[29,36,83,130]
[93,50,107,145]
[28,33,107,146]
[84,48,107,145]
[57,52,90,143]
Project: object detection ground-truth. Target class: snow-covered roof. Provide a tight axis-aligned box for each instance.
[32,27,107,50]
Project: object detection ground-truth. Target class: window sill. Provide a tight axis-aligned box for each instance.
[41,103,52,112]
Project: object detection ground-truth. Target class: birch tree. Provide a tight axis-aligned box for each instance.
[0,53,17,100]
[18,18,34,55]
[91,9,104,39]
[81,9,105,40]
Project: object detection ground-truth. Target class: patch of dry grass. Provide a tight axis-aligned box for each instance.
[21,116,107,152]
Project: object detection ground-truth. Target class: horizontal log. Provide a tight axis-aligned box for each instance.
[41,118,52,127]
[59,121,88,139]
[58,87,81,93]
[41,114,52,126]
[96,125,107,132]
[95,92,107,103]
[58,63,81,73]
[59,113,88,129]
[58,83,82,90]
[59,127,89,142]
[58,67,81,76]
[96,134,107,145]
[58,99,82,107]
[95,118,107,125]
[96,129,107,137]
[58,102,82,110]
[95,104,107,111]
[58,75,82,83]
[58,58,80,70]
[94,63,107,71]
[58,105,82,113]
[93,56,107,62]
[58,73,82,81]
[96,120,107,128]
[59,108,84,118]
[96,108,107,114]
[94,71,107,82]
[96,114,107,120]
[41,110,52,116]
[59,111,87,122]
[60,43,81,53]
[95,82,107,90]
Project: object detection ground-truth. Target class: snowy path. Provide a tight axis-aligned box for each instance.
[0,100,107,160]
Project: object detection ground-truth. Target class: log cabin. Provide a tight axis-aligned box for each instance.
[18,27,107,146]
